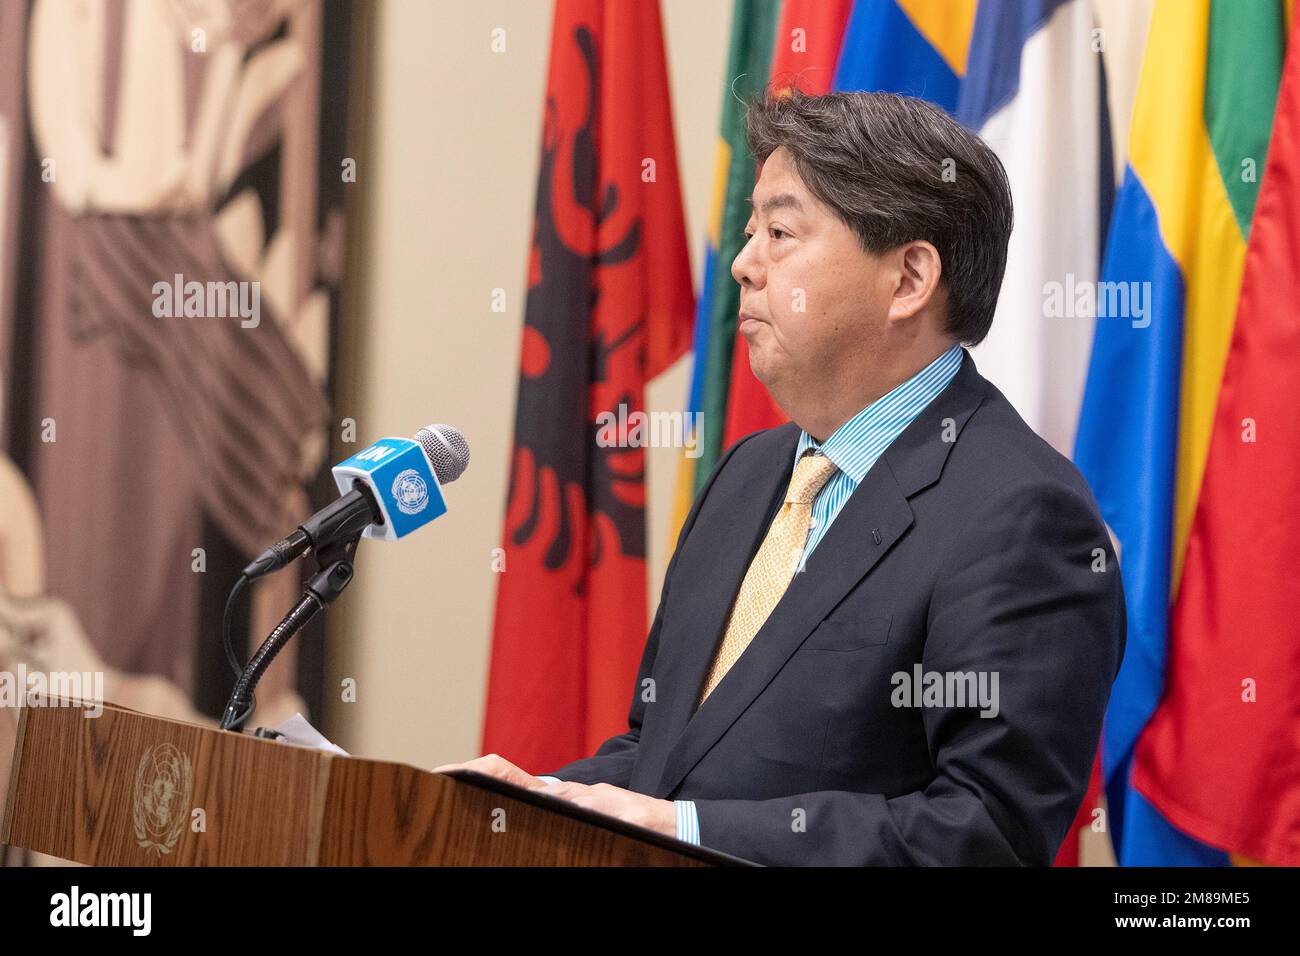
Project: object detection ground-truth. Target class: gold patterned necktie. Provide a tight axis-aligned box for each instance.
[697,450,840,706]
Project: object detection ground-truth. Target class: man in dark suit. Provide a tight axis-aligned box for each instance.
[437,90,1125,865]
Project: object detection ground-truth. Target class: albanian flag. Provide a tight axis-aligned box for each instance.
[481,0,694,772]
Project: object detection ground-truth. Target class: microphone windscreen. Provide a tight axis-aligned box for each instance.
[415,424,470,484]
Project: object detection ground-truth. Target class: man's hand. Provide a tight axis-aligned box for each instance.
[538,780,676,838]
[431,756,676,838]
[431,753,549,790]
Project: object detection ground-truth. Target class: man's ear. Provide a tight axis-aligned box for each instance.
[887,240,942,323]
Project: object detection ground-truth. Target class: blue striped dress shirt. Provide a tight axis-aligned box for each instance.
[544,345,964,847]
[792,343,964,572]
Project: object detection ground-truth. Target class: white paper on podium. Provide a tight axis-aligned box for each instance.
[269,712,350,756]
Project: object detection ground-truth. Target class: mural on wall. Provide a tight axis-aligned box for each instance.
[0,1,357,862]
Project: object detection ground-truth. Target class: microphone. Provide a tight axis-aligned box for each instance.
[241,423,470,581]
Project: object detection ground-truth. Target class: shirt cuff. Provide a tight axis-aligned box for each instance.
[536,775,561,784]
[675,799,701,845]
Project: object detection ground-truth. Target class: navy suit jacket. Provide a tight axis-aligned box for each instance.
[549,352,1126,865]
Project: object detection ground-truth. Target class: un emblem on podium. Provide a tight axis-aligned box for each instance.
[132,743,193,856]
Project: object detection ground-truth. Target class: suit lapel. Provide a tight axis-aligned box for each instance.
[652,351,990,798]
[648,422,800,784]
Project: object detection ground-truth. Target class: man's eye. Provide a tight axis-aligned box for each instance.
[770,228,788,240]
[743,230,754,241]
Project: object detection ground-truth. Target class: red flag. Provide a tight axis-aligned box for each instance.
[482,0,694,772]
[1130,14,1300,865]
[1052,750,1102,866]
[721,0,851,447]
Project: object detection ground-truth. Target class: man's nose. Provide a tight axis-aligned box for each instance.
[731,239,764,289]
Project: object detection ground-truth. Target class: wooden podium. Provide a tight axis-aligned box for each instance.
[1,699,751,866]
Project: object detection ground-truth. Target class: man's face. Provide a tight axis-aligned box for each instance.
[732,147,893,395]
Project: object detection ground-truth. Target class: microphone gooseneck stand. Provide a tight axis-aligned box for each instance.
[219,533,361,732]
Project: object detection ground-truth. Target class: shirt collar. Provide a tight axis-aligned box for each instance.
[794,345,965,486]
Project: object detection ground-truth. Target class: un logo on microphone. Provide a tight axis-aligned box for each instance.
[392,468,430,515]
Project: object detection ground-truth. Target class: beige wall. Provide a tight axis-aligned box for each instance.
[327,0,730,769]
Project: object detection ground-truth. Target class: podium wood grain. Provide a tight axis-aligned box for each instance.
[2,700,736,866]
